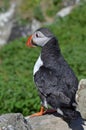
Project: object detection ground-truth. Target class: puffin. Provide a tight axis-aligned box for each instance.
[26,27,78,119]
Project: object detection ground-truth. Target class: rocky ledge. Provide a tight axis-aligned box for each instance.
[0,113,31,130]
[0,113,86,130]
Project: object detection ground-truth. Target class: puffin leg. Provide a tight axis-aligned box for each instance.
[44,109,56,114]
[30,107,56,117]
[30,106,45,117]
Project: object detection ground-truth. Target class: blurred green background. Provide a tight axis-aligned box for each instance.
[0,0,86,116]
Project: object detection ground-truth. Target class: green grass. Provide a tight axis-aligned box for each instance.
[0,39,41,115]
[0,3,86,116]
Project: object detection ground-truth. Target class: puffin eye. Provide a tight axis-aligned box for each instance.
[36,33,39,38]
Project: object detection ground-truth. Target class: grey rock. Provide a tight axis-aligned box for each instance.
[8,19,41,42]
[56,0,80,18]
[0,113,32,130]
[30,19,41,34]
[28,114,69,130]
[0,113,86,130]
[62,0,80,7]
[28,114,86,130]
[56,6,74,18]
[8,22,31,42]
[76,79,86,119]
[0,2,16,46]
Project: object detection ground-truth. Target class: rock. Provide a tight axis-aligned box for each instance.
[76,79,86,119]
[28,114,69,130]
[30,19,41,34]
[8,22,31,41]
[27,114,86,130]
[0,113,86,130]
[56,6,74,18]
[62,0,80,7]
[56,0,80,18]
[0,3,16,27]
[0,2,16,46]
[0,113,32,130]
[8,19,41,42]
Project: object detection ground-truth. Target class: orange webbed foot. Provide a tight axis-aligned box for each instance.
[30,106,45,117]
[29,106,56,118]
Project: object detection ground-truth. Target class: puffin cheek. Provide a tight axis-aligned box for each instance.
[35,38,43,46]
[38,38,47,46]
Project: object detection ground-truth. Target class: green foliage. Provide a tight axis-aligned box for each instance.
[0,0,10,12]
[0,38,40,116]
[19,0,40,20]
[20,0,40,13]
[46,0,61,17]
[0,3,86,116]
[17,0,62,22]
[33,5,45,22]
[53,0,61,5]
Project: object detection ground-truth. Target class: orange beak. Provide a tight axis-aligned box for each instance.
[26,35,34,47]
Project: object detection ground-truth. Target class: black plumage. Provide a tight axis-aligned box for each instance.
[27,28,79,119]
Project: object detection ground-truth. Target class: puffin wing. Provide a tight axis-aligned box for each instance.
[62,64,78,101]
[34,66,70,105]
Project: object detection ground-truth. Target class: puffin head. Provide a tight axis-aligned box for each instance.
[26,28,55,47]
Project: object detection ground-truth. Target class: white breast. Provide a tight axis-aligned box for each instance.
[33,55,43,75]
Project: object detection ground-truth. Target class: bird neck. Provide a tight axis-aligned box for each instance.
[41,38,61,68]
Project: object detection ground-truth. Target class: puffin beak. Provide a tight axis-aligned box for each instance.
[26,35,34,47]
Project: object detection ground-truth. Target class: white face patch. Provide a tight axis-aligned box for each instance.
[32,31,51,47]
[33,55,43,75]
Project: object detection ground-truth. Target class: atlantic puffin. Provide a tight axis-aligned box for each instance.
[26,27,78,119]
